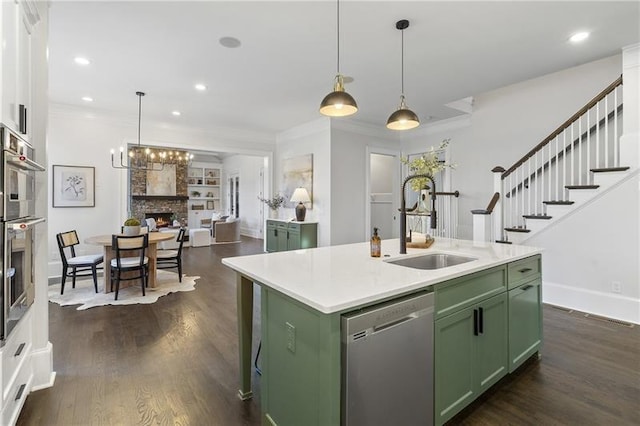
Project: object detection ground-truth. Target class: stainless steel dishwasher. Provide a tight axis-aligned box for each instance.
[342,291,434,426]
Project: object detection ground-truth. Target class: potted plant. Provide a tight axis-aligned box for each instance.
[123,217,141,236]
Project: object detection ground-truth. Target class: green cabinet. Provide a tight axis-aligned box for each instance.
[434,292,508,426]
[265,220,317,253]
[508,277,542,372]
[434,254,542,425]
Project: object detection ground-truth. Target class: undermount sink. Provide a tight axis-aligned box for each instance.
[386,253,477,270]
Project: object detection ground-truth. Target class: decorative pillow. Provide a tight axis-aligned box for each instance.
[211,211,221,220]
[226,216,236,223]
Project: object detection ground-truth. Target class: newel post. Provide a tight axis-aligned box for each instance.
[492,166,505,242]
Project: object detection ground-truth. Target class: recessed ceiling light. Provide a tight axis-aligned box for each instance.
[81,96,93,102]
[172,111,181,116]
[219,37,241,48]
[569,32,589,43]
[195,83,207,91]
[74,57,90,65]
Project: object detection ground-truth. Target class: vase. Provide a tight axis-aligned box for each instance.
[123,225,140,236]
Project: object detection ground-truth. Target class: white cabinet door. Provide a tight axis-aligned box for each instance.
[16,0,32,138]
[1,0,33,139]
[1,0,19,131]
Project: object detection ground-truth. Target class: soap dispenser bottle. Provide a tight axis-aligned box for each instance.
[370,227,381,257]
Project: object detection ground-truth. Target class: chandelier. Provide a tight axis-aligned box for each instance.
[111,92,193,170]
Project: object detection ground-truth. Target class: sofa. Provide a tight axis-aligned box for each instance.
[215,218,240,242]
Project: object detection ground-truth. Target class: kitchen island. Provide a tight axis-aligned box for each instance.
[222,238,543,425]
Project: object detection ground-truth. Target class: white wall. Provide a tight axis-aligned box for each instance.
[530,172,639,323]
[401,54,639,322]
[275,118,332,246]
[222,154,266,238]
[330,122,397,245]
[403,54,623,239]
[47,105,275,278]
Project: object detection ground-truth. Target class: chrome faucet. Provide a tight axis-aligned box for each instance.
[400,174,437,254]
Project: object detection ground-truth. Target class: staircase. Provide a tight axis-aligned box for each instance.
[491,76,634,244]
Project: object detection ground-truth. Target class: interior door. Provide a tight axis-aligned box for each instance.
[367,150,400,240]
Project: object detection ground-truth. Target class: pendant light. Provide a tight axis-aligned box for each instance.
[110,92,193,170]
[319,0,357,117]
[387,19,420,131]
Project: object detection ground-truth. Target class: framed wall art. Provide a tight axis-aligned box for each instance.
[52,165,95,208]
[282,154,313,209]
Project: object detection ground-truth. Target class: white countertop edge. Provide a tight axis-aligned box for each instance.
[222,239,542,315]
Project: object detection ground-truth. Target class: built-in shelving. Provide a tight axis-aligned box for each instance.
[188,165,222,227]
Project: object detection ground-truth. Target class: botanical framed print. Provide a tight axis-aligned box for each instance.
[52,165,95,207]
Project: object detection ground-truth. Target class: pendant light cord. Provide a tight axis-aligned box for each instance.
[401,27,404,96]
[336,0,340,74]
[137,93,142,147]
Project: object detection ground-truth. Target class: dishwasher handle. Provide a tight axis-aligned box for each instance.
[373,314,417,333]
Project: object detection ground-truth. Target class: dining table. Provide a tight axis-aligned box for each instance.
[85,232,174,293]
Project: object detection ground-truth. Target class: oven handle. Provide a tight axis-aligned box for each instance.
[5,154,45,172]
[8,217,46,230]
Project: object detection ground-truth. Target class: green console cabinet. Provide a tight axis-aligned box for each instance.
[266,219,317,253]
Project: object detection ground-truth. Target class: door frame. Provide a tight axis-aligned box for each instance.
[365,146,401,240]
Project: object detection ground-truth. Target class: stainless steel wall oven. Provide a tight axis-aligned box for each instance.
[0,124,45,342]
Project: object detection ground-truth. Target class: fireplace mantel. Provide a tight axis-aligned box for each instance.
[132,195,189,201]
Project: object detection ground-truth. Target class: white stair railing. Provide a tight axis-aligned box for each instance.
[492,76,623,241]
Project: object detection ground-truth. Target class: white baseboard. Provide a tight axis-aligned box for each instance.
[543,280,640,324]
[240,226,262,239]
[30,341,56,391]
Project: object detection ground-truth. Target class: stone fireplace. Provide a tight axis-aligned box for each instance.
[128,148,189,224]
[145,212,174,228]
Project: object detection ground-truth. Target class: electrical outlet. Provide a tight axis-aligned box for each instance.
[286,322,296,353]
[611,281,622,293]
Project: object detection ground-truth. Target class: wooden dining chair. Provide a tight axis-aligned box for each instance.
[110,234,149,300]
[156,228,186,282]
[56,230,104,294]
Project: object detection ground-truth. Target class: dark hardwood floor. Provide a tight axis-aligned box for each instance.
[18,238,640,425]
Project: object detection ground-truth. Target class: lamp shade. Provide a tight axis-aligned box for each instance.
[319,75,358,117]
[386,95,420,130]
[290,187,311,203]
[290,187,310,222]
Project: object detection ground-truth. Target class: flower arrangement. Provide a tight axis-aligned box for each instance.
[258,194,285,210]
[400,138,455,192]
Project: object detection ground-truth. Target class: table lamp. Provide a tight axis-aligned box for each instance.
[290,187,311,221]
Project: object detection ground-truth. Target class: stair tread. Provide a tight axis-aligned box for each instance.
[543,200,575,205]
[504,227,531,233]
[523,215,552,219]
[495,240,513,244]
[591,166,630,173]
[566,185,600,189]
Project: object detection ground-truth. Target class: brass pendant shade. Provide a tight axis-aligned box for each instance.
[320,74,358,117]
[319,0,357,117]
[386,95,420,130]
[386,19,420,131]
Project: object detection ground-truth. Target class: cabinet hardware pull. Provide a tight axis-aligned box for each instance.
[15,384,26,401]
[478,307,484,334]
[521,284,534,291]
[518,267,532,273]
[14,342,25,357]
[274,229,277,237]
[473,309,479,336]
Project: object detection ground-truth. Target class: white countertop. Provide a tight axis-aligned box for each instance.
[222,237,542,314]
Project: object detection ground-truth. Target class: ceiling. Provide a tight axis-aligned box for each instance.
[49,1,640,137]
